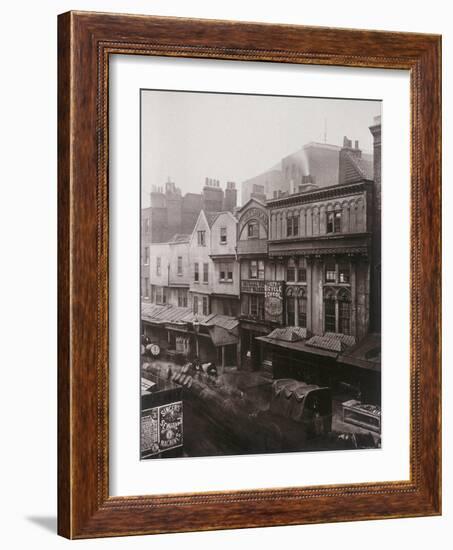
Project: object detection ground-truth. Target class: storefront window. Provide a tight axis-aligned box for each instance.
[298,293,307,327]
[324,289,336,332]
[338,289,352,334]
[287,296,295,325]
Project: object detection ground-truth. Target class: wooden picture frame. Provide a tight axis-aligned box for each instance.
[58,11,441,539]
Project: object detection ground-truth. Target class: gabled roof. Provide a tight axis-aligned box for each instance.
[237,196,267,213]
[210,210,238,226]
[204,211,220,228]
[190,210,213,243]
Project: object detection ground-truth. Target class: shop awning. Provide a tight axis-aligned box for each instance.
[202,314,239,347]
[338,333,381,372]
[141,303,209,326]
[256,335,338,359]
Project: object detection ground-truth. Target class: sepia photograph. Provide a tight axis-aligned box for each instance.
[140,90,382,459]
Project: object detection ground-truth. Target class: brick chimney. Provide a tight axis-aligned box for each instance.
[202,177,224,212]
[339,135,362,184]
[223,181,237,212]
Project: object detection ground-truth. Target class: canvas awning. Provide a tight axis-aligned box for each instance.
[202,314,239,347]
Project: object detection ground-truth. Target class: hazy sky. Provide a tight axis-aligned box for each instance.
[141,90,381,206]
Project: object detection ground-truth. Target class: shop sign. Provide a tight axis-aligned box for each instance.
[264,281,285,323]
[141,401,183,456]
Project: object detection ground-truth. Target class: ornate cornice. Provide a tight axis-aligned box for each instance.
[269,246,369,257]
[267,181,372,209]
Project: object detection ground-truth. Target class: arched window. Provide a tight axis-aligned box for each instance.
[324,288,336,333]
[338,289,352,335]
[297,287,307,328]
[287,292,296,326]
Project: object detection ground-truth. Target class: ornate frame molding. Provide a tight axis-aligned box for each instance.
[58,11,441,538]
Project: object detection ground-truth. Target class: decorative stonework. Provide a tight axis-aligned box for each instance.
[239,206,268,229]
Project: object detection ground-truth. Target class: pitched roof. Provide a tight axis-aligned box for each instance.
[204,211,220,228]
[202,313,239,332]
[266,326,308,342]
[141,303,209,325]
[237,196,267,212]
[306,332,356,352]
[341,151,373,183]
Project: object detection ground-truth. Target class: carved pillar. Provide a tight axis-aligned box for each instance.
[351,257,357,338]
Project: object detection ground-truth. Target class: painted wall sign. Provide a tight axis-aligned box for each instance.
[141,401,183,456]
[240,207,268,229]
[141,408,159,455]
[264,281,285,323]
[159,402,183,450]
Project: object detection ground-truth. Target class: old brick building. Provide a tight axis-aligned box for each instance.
[147,178,237,243]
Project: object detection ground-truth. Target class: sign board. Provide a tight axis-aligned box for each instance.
[264,281,285,324]
[141,407,159,455]
[147,343,160,357]
[141,401,183,456]
[159,402,183,451]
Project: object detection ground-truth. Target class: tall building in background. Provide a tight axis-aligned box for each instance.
[146,178,237,243]
[241,142,373,203]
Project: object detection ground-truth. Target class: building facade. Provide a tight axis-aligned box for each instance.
[188,211,216,317]
[209,211,240,317]
[142,120,381,404]
[267,178,373,341]
[236,198,274,371]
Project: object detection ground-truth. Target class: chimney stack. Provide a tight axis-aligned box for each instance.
[343,136,352,148]
[339,135,362,184]
[203,177,224,211]
[223,181,237,212]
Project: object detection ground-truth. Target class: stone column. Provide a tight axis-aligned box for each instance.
[351,258,357,338]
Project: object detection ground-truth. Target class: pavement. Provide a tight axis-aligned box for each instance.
[141,357,380,452]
